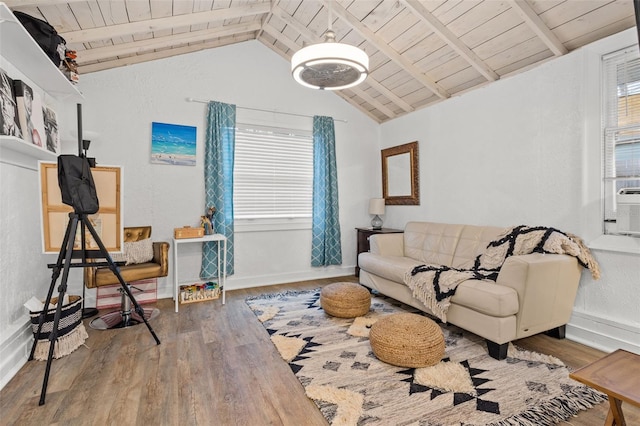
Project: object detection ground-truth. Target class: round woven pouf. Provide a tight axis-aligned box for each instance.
[369,313,445,368]
[320,282,371,318]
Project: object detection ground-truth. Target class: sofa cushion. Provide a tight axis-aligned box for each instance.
[94,262,162,287]
[404,222,464,266]
[451,225,505,269]
[358,253,423,283]
[451,280,519,317]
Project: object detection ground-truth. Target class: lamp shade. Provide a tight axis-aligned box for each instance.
[291,30,369,90]
[369,198,385,215]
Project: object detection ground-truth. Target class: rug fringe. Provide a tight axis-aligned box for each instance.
[245,288,320,301]
[486,386,608,426]
[32,323,89,361]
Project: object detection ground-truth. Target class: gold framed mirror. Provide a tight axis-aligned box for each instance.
[381,141,419,205]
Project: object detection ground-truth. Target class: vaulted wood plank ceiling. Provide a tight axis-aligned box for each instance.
[6,0,636,123]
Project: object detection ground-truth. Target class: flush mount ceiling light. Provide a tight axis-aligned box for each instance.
[291,6,369,90]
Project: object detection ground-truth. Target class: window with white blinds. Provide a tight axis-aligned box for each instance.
[602,47,640,224]
[233,124,313,220]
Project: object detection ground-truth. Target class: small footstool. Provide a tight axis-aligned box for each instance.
[369,313,445,368]
[320,282,371,318]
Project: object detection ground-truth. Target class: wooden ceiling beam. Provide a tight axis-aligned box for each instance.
[323,0,450,100]
[364,78,413,114]
[60,2,270,44]
[402,0,499,82]
[255,0,275,40]
[508,0,568,56]
[78,34,254,74]
[348,88,396,120]
[77,22,261,64]
[261,23,300,52]
[4,0,84,5]
[271,5,317,45]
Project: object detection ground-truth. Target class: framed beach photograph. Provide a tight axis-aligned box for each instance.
[150,121,197,166]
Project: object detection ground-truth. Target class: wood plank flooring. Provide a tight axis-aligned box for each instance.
[1,276,638,425]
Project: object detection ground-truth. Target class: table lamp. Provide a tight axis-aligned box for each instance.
[369,198,385,229]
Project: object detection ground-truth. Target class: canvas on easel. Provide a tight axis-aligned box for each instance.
[39,161,123,253]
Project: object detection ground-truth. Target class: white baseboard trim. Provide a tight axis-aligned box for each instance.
[567,310,640,354]
[156,266,355,299]
[0,318,31,391]
[228,266,355,290]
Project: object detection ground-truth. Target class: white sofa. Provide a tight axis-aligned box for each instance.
[358,221,582,359]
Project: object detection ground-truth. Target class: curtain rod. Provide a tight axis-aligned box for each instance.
[185,97,348,123]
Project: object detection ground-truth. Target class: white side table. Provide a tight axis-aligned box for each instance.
[173,234,227,313]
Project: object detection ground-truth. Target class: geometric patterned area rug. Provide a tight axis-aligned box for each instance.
[246,288,606,426]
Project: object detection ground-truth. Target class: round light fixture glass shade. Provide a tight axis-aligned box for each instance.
[291,33,369,90]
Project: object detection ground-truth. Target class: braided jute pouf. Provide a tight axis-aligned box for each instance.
[320,282,371,318]
[370,312,445,368]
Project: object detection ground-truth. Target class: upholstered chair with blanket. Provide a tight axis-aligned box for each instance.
[84,226,169,329]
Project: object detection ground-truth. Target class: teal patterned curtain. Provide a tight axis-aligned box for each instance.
[311,116,342,266]
[201,101,235,277]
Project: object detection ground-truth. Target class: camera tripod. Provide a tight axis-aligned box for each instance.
[30,211,161,406]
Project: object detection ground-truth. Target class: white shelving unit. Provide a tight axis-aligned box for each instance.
[0,2,83,162]
[173,234,227,313]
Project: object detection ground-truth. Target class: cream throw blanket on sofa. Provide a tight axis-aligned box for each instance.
[404,226,600,322]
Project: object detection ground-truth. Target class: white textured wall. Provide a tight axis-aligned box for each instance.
[0,151,55,388]
[380,29,640,352]
[63,40,379,296]
[0,56,68,389]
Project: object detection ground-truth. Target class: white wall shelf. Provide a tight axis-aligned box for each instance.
[0,136,56,162]
[0,2,82,100]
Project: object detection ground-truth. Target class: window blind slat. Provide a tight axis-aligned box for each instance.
[234,126,313,219]
[602,47,640,222]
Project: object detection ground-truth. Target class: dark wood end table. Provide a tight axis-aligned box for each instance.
[569,349,640,426]
[355,227,403,276]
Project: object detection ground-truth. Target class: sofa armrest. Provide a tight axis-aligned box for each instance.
[369,233,404,256]
[496,253,581,338]
[153,241,170,276]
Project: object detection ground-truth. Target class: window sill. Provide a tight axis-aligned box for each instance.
[588,234,640,255]
[235,217,312,233]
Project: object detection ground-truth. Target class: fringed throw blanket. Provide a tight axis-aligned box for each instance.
[404,226,600,322]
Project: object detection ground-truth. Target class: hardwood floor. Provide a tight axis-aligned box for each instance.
[1,276,637,425]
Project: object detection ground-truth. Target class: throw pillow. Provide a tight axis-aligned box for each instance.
[126,238,154,264]
[110,238,154,265]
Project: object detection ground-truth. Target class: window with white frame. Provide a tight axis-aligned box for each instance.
[233,124,313,220]
[602,47,640,234]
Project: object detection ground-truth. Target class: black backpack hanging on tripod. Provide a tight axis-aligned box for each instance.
[57,155,99,214]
